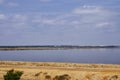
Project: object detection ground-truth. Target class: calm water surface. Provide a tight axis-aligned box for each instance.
[0,49,120,64]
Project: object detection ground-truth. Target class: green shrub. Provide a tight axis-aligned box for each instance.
[4,69,23,80]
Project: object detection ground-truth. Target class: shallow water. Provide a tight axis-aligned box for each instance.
[0,49,120,64]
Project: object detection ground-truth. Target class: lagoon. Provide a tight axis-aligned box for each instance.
[0,49,120,64]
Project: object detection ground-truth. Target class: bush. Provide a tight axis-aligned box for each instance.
[4,69,23,80]
[53,74,71,80]
[109,75,118,80]
[45,75,51,80]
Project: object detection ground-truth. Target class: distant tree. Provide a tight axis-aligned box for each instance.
[4,69,23,80]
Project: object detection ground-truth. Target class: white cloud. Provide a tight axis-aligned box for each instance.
[95,22,117,32]
[32,18,66,25]
[0,5,118,35]
[2,5,114,31]
[42,19,55,25]
[0,14,6,20]
[0,14,27,24]
[31,9,112,29]
[96,22,112,28]
[70,5,117,30]
[13,14,27,22]
[0,14,28,31]
[73,5,106,14]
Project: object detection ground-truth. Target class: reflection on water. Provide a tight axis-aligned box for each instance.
[0,49,120,64]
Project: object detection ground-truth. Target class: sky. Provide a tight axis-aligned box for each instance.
[0,0,120,46]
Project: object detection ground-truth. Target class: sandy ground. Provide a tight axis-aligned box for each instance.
[0,61,120,80]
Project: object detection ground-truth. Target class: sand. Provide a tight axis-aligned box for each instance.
[0,61,120,80]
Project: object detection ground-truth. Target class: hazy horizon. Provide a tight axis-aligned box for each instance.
[0,45,120,46]
[0,0,120,46]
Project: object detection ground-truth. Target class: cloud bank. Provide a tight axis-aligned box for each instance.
[0,0,120,45]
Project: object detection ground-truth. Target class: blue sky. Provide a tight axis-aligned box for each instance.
[0,0,120,45]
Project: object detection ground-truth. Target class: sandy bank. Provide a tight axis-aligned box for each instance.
[0,61,120,80]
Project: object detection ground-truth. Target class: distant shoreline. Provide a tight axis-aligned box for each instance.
[0,45,120,50]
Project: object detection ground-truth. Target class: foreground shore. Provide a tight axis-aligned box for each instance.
[0,61,120,80]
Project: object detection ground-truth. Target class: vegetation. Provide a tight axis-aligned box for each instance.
[4,69,23,80]
[109,75,118,80]
[53,74,71,80]
[45,75,51,80]
[0,45,119,50]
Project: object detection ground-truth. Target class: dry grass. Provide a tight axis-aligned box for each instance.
[0,61,120,80]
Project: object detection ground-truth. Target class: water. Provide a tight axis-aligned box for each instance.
[0,49,120,64]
